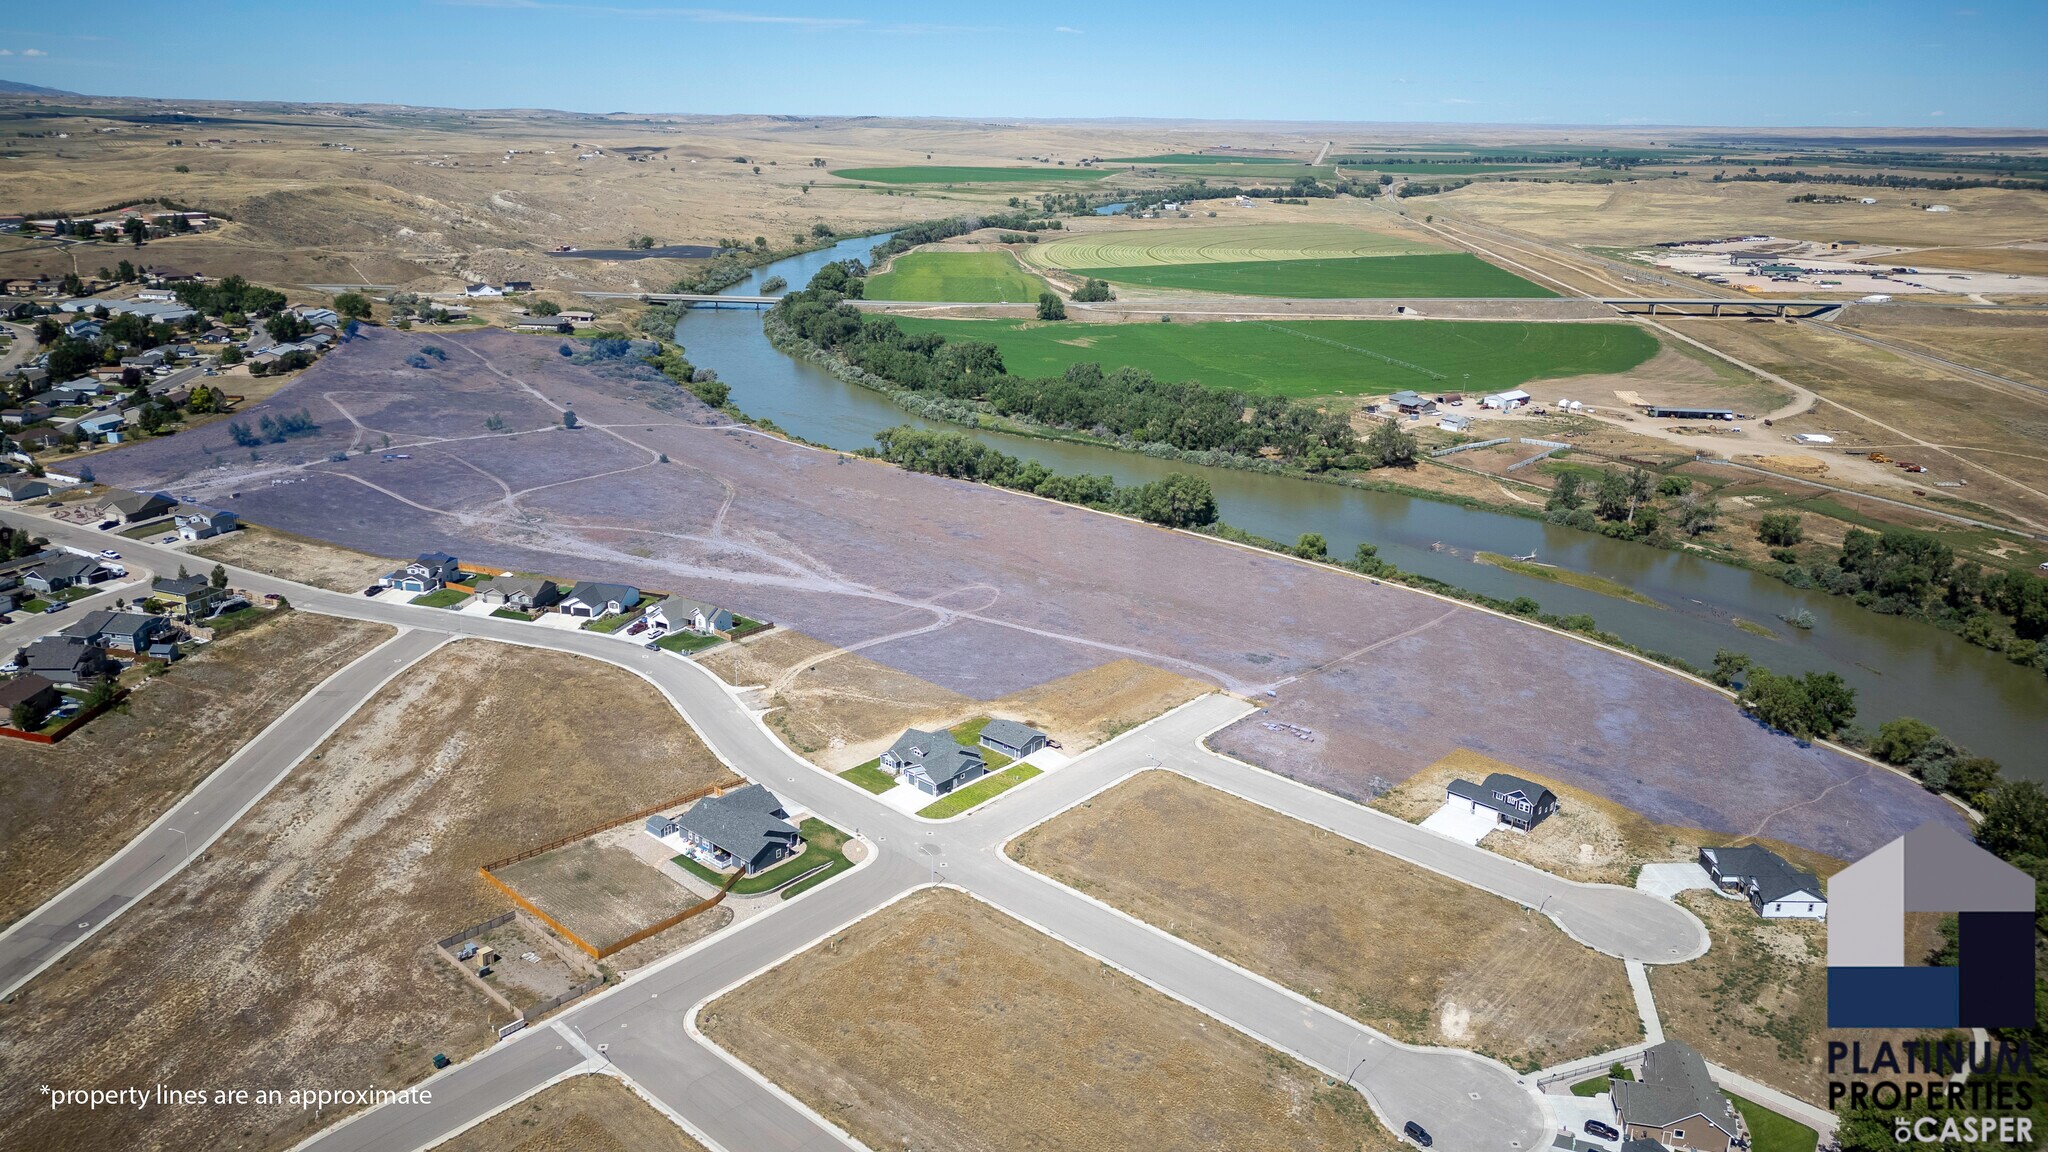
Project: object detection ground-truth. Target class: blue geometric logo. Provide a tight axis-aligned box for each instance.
[1827,823,2036,1029]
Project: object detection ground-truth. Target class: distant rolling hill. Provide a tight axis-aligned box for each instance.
[0,78,78,96]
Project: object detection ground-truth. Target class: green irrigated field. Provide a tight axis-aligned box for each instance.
[865,251,1048,303]
[1331,161,1542,175]
[1104,153,1305,164]
[889,317,1659,397]
[1023,223,1444,270]
[1071,253,1555,298]
[831,166,1107,184]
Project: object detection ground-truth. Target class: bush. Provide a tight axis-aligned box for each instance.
[1758,512,1804,546]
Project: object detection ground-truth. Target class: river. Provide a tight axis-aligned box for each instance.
[678,233,2048,774]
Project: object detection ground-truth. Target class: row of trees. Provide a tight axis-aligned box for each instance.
[1545,466,1721,540]
[866,426,1218,528]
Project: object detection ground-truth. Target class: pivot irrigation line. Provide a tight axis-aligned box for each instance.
[1253,321,1446,381]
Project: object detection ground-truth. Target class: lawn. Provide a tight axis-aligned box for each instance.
[582,608,647,634]
[832,166,1108,184]
[1069,253,1554,298]
[916,764,1041,819]
[865,252,1048,304]
[488,607,532,620]
[656,630,724,653]
[411,587,468,609]
[727,614,770,639]
[118,519,176,540]
[1569,1068,1633,1096]
[890,316,1660,398]
[673,818,852,898]
[841,759,897,794]
[1730,1094,1818,1152]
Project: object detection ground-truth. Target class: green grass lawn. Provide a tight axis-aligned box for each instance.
[656,630,725,653]
[117,519,176,540]
[411,587,468,609]
[890,316,1658,398]
[19,598,50,614]
[840,759,897,794]
[672,818,853,898]
[489,607,533,620]
[582,607,649,634]
[832,165,1107,184]
[917,764,1042,819]
[1070,252,1553,298]
[1568,1069,1633,1096]
[1729,1094,1818,1152]
[865,251,1048,303]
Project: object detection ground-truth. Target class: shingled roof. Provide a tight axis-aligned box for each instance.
[1612,1040,1734,1135]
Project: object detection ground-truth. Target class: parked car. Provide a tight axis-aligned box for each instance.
[362,585,380,597]
[43,601,67,613]
[643,640,662,651]
[0,660,17,674]
[96,519,117,530]
[1403,1121,1433,1147]
[99,549,120,559]
[160,536,178,544]
[1584,1119,1620,1141]
[263,593,280,601]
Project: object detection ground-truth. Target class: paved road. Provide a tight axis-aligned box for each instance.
[0,623,447,997]
[0,560,155,656]
[4,512,1634,1152]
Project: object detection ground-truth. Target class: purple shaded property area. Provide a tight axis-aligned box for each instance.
[90,328,1963,856]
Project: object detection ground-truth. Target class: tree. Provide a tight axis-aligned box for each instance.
[334,292,373,321]
[10,697,48,731]
[1035,292,1067,321]
[562,410,579,429]
[1071,278,1114,302]
[1757,512,1804,547]
[1675,488,1720,537]
[529,298,561,317]
[218,345,243,366]
[1363,418,1418,468]
[1708,648,1751,689]
[1871,717,1938,765]
[1978,780,2048,860]
[1739,668,1856,741]
[210,563,228,590]
[1128,473,1216,528]
[82,676,119,710]
[1295,532,1328,560]
[265,311,311,344]
[1546,470,1584,512]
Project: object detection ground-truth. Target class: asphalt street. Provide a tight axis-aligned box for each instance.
[4,511,1702,1152]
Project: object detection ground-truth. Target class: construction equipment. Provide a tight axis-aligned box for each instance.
[1867,452,1891,464]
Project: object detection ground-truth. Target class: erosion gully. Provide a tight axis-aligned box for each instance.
[678,233,2047,774]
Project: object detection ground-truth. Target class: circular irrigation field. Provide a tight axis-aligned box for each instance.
[1021,224,1445,270]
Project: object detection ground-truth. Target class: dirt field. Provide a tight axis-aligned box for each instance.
[492,837,702,951]
[0,610,392,928]
[700,887,1398,1152]
[429,1074,707,1152]
[1009,770,1637,1069]
[459,914,597,1015]
[0,639,733,1152]
[1372,750,1845,888]
[192,524,400,592]
[1649,893,1830,1103]
[704,628,1207,769]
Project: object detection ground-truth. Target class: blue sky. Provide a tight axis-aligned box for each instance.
[2,1,2044,126]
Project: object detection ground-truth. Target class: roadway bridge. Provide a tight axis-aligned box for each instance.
[1597,297,1846,318]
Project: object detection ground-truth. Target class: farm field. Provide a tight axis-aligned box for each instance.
[890,315,1660,397]
[863,250,1047,303]
[830,165,1107,184]
[1104,153,1306,164]
[699,887,1398,1152]
[0,611,392,928]
[1070,251,1554,297]
[0,640,733,1152]
[1007,770,1639,1069]
[1023,222,1445,269]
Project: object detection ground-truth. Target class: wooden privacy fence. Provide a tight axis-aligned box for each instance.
[0,689,129,745]
[479,776,743,873]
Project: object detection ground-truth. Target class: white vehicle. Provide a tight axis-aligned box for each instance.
[99,549,120,559]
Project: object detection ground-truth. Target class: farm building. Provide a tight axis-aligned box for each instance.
[1444,772,1559,832]
[1792,433,1836,445]
[1481,389,1531,411]
[977,718,1047,759]
[1385,390,1436,415]
[1644,406,1737,420]
[1697,845,1826,919]
[1437,414,1473,433]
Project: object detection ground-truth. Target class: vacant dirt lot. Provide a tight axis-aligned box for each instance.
[192,524,399,592]
[430,1073,706,1152]
[1649,892,1830,1104]
[0,640,731,1152]
[1372,750,1843,887]
[493,837,702,951]
[701,887,1395,1152]
[1010,770,1637,1070]
[0,610,392,928]
[993,657,1210,747]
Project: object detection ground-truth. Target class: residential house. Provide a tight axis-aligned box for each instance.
[1697,846,1826,920]
[978,718,1047,759]
[650,783,804,876]
[19,636,117,685]
[172,504,239,540]
[502,280,533,293]
[151,574,221,620]
[0,477,50,502]
[559,310,595,324]
[1437,414,1473,433]
[93,488,177,525]
[1444,771,1560,832]
[22,553,106,594]
[379,552,462,593]
[880,728,988,797]
[464,283,504,298]
[559,581,641,618]
[134,288,176,303]
[1611,1040,1740,1152]
[474,574,560,610]
[0,672,63,726]
[61,609,173,653]
[75,412,126,442]
[14,427,64,451]
[664,596,732,634]
[295,307,339,327]
[1386,389,1436,415]
[65,319,102,340]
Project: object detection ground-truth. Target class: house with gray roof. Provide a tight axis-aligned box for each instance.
[881,728,987,797]
[656,596,731,634]
[173,504,239,540]
[0,476,50,502]
[977,718,1047,760]
[647,783,804,876]
[559,581,640,618]
[1611,1040,1739,1152]
[380,551,461,594]
[1697,845,1826,920]
[18,636,116,685]
[475,574,560,610]
[0,672,62,727]
[92,488,176,525]
[1445,771,1559,832]
[22,553,107,594]
[60,609,173,653]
